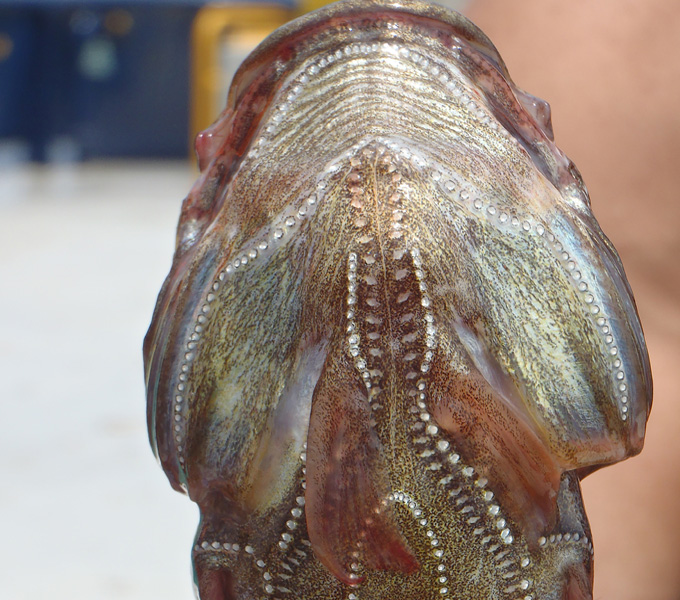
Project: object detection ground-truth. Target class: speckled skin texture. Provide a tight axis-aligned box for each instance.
[143,1,652,599]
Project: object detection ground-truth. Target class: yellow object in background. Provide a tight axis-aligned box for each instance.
[190,4,290,146]
[190,1,340,149]
[297,0,337,12]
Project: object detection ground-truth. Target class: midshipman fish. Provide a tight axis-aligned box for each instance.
[144,1,652,598]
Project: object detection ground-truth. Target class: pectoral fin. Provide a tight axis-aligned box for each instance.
[305,345,418,584]
[430,321,563,546]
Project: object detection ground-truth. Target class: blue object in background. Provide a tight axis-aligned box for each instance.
[0,10,34,155]
[0,3,205,160]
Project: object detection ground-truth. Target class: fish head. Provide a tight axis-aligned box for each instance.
[144,1,652,598]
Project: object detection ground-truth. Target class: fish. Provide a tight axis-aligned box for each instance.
[143,0,653,598]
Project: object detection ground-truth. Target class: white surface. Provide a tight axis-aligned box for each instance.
[0,162,199,600]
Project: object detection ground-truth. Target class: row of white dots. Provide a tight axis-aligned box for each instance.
[256,34,499,158]
[389,491,450,596]
[346,253,379,404]
[260,41,385,142]
[407,373,534,594]
[277,448,307,554]
[171,192,321,466]
[410,248,436,375]
[330,133,632,427]
[199,453,310,598]
[194,540,246,553]
[262,449,311,600]
[436,163,630,421]
[192,537,278,599]
[537,532,593,554]
[397,46,497,131]
[410,379,523,554]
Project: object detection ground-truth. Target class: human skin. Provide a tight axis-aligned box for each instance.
[466,1,680,598]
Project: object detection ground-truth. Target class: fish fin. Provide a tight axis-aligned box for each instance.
[515,87,554,141]
[193,560,236,600]
[562,565,593,600]
[192,511,242,600]
[429,328,563,547]
[305,345,418,584]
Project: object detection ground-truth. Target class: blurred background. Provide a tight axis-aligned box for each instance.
[0,0,293,162]
[0,0,678,599]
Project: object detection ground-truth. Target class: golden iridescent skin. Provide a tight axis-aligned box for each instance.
[144,1,652,598]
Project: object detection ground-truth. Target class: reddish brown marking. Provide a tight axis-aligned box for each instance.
[195,561,237,600]
[428,350,563,546]
[305,342,418,584]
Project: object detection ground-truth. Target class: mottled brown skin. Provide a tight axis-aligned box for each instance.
[144,1,652,599]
